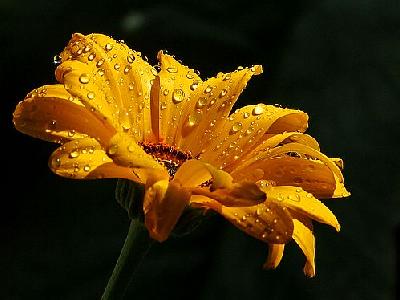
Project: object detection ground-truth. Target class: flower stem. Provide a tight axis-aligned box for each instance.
[101,219,154,300]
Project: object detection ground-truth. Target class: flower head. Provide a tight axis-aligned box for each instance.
[13,33,349,277]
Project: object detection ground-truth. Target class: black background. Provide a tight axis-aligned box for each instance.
[1,0,399,299]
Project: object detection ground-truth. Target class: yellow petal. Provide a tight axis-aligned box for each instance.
[234,141,350,199]
[58,33,156,141]
[291,213,316,277]
[13,84,115,144]
[191,197,294,244]
[200,104,309,170]
[263,244,285,269]
[106,132,169,180]
[143,180,191,242]
[178,66,263,156]
[150,51,202,144]
[174,159,212,187]
[49,137,140,182]
[263,185,340,231]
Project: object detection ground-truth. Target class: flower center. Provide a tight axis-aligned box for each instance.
[139,142,192,177]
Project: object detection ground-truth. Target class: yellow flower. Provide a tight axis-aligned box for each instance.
[13,33,349,277]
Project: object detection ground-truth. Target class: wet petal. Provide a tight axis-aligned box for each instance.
[191,197,294,244]
[49,137,139,182]
[178,66,263,156]
[150,51,202,144]
[263,244,285,270]
[143,180,191,242]
[263,185,340,231]
[58,33,156,141]
[106,132,169,179]
[291,213,316,277]
[13,84,115,144]
[200,104,309,170]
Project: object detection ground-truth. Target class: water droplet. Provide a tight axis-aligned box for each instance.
[68,130,75,137]
[190,82,199,91]
[127,54,135,63]
[172,89,185,103]
[53,55,61,65]
[104,43,113,51]
[160,102,167,110]
[243,112,250,119]
[196,97,207,109]
[163,89,169,96]
[97,69,105,76]
[69,150,79,158]
[242,215,247,221]
[219,89,227,98]
[186,72,194,79]
[108,144,118,155]
[223,73,231,81]
[204,86,212,93]
[54,158,61,168]
[231,122,242,133]
[129,83,135,90]
[124,65,131,74]
[83,165,91,172]
[306,193,313,198]
[167,67,178,73]
[87,91,95,99]
[114,63,121,71]
[237,66,244,70]
[261,233,267,239]
[127,144,136,152]
[96,59,105,67]
[49,120,57,129]
[252,105,264,115]
[88,53,96,61]
[79,73,90,84]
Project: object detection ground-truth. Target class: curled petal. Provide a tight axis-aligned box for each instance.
[179,65,263,156]
[59,33,156,141]
[263,244,285,270]
[49,137,140,182]
[13,84,115,144]
[200,105,309,170]
[291,213,316,277]
[191,197,294,244]
[263,185,340,231]
[144,180,191,242]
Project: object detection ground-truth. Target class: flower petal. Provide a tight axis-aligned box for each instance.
[13,84,115,144]
[262,185,340,231]
[200,104,309,170]
[106,132,169,180]
[263,243,285,270]
[191,197,294,244]
[291,213,316,277]
[49,137,140,182]
[174,160,212,187]
[178,66,263,156]
[233,141,350,199]
[58,33,157,141]
[143,180,191,242]
[150,51,202,144]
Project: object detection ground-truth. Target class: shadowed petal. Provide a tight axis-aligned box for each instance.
[263,244,285,270]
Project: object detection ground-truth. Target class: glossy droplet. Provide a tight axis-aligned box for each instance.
[108,144,118,155]
[223,73,231,81]
[127,54,135,63]
[172,89,185,103]
[87,92,95,99]
[128,83,135,90]
[79,73,90,84]
[163,89,169,96]
[105,43,113,51]
[167,67,178,73]
[127,144,136,152]
[69,150,79,158]
[68,130,75,137]
[186,72,194,79]
[196,97,207,109]
[88,53,96,61]
[53,55,61,65]
[124,65,131,74]
[96,59,105,67]
[231,122,243,133]
[243,112,250,118]
[190,82,199,91]
[48,120,57,129]
[219,89,227,98]
[83,165,91,172]
[253,105,264,115]
[160,102,167,110]
[114,63,121,71]
[204,86,212,93]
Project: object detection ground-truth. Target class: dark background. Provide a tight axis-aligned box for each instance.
[1,0,399,299]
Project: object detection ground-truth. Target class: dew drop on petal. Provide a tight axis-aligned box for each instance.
[219,89,227,98]
[196,97,207,109]
[243,112,250,119]
[88,53,96,61]
[204,86,213,93]
[69,150,79,158]
[160,102,167,110]
[114,63,121,71]
[97,59,105,67]
[231,122,242,133]
[172,89,185,103]
[53,55,61,65]
[127,54,135,63]
[167,67,178,73]
[163,89,169,96]
[87,92,95,100]
[252,105,264,115]
[105,43,113,51]
[83,165,91,172]
[190,82,199,91]
[79,73,90,84]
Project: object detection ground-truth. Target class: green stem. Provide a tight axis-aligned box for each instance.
[101,219,154,300]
